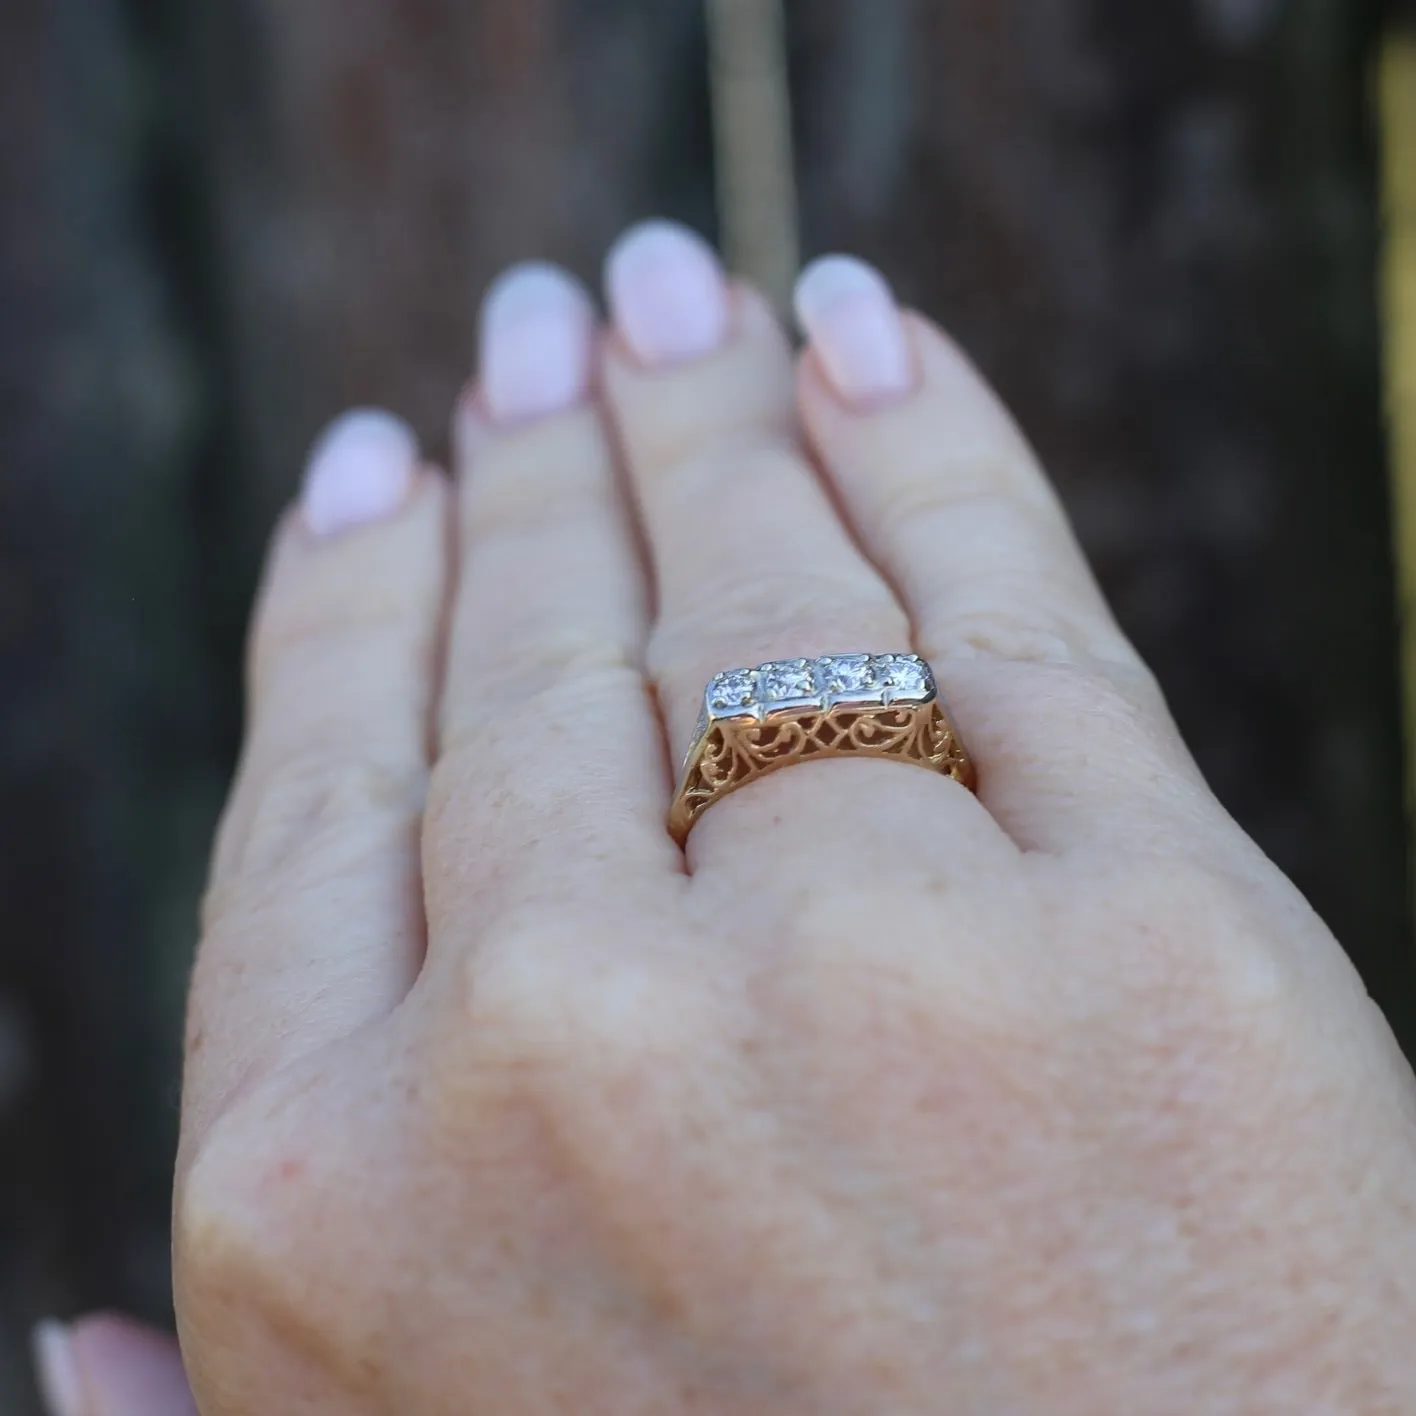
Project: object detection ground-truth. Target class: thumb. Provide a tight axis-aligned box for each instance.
[32,1315,197,1416]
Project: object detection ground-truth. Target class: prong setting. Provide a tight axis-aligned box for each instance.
[672,653,971,846]
[700,653,937,724]
[877,654,933,706]
[705,668,759,718]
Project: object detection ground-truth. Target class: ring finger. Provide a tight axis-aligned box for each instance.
[600,222,1006,873]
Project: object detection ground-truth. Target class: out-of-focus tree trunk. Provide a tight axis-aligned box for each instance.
[189,0,710,540]
[0,2,212,1410]
[795,0,1410,1021]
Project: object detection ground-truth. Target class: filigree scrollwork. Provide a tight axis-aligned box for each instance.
[670,697,976,845]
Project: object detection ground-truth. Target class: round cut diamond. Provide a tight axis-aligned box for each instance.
[709,669,757,712]
[820,654,878,694]
[883,656,932,699]
[758,659,818,702]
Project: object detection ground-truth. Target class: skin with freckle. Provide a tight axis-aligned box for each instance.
[167,236,1416,1416]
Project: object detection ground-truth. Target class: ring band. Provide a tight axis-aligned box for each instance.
[669,654,976,845]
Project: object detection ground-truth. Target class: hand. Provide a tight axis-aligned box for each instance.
[144,224,1416,1413]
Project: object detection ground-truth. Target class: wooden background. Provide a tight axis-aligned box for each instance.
[1,0,1411,1407]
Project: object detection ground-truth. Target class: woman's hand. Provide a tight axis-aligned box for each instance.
[124,224,1416,1413]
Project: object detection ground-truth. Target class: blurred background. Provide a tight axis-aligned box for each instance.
[2,0,1415,1407]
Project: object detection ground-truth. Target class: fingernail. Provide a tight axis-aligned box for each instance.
[794,255,915,407]
[33,1321,86,1416]
[301,409,419,538]
[67,1316,198,1416]
[605,220,730,368]
[480,262,596,425]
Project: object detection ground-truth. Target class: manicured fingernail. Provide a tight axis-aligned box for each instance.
[605,220,730,368]
[301,409,419,538]
[794,255,915,407]
[480,263,596,424]
[33,1321,86,1416]
[67,1317,198,1416]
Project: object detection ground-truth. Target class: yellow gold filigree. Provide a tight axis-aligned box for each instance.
[669,697,975,846]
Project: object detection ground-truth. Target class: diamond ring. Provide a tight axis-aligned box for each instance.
[668,654,976,845]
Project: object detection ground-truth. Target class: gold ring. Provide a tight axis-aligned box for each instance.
[669,654,976,845]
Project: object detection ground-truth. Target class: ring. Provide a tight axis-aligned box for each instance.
[668,654,977,845]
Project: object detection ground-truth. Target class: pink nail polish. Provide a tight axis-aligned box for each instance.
[480,263,596,425]
[794,255,915,408]
[605,220,730,368]
[67,1316,199,1416]
[33,1322,86,1416]
[300,409,419,539]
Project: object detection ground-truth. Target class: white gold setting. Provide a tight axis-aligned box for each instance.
[703,654,937,726]
[672,652,973,845]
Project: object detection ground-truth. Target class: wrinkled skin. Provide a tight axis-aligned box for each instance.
[155,236,1416,1415]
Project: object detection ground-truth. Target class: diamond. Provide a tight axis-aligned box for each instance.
[758,659,819,702]
[881,655,932,700]
[819,654,879,695]
[708,669,757,713]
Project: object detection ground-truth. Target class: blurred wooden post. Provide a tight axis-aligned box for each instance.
[1382,31,1416,904]
[706,0,801,311]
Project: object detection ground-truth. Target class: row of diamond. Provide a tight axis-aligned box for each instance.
[706,654,935,719]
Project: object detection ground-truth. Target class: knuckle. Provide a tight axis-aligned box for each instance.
[461,408,609,528]
[175,1109,308,1323]
[414,929,731,1265]
[439,640,641,751]
[1104,859,1294,1028]
[931,597,1086,668]
[441,916,709,1134]
[464,464,611,543]
[622,357,796,475]
[989,651,1182,767]
[925,593,1164,728]
[656,435,800,501]
[758,863,1298,1141]
[213,751,424,900]
[1066,863,1305,1139]
[1078,664,1180,759]
[875,470,1046,543]
[175,1083,398,1399]
[916,538,1120,667]
[770,885,1044,1037]
[884,484,1144,671]
[753,888,1066,1129]
[253,594,424,690]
